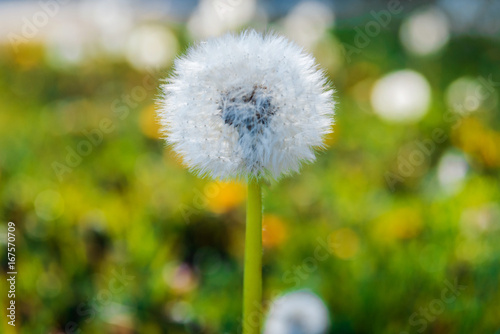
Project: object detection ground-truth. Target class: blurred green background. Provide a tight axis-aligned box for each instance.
[1,0,500,333]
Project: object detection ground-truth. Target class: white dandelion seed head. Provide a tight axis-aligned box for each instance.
[264,290,330,334]
[158,30,335,181]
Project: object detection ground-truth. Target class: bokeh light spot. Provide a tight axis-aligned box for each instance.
[262,214,288,248]
[281,1,334,50]
[452,117,500,168]
[446,77,497,114]
[206,181,246,214]
[163,263,198,294]
[188,0,257,39]
[126,25,178,71]
[371,70,431,123]
[400,7,450,56]
[437,151,468,193]
[264,291,329,334]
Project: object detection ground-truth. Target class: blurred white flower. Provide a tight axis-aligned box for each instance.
[264,291,330,334]
[45,22,89,68]
[399,7,450,56]
[187,0,257,39]
[371,70,431,123]
[281,1,334,50]
[437,151,468,193]
[158,31,335,180]
[445,76,497,114]
[126,25,178,71]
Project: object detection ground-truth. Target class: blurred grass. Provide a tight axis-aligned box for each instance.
[1,12,500,334]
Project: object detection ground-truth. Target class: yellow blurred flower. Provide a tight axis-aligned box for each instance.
[140,104,162,139]
[262,214,288,248]
[329,228,360,259]
[372,207,423,242]
[452,117,500,168]
[13,43,44,69]
[206,181,246,214]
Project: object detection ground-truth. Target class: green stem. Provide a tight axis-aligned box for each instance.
[243,179,262,334]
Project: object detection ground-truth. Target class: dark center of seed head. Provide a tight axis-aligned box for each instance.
[219,85,276,132]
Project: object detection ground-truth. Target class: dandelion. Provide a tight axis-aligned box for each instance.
[158,31,334,181]
[264,291,330,334]
[157,30,335,334]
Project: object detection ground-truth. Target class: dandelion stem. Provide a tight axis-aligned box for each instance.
[243,178,262,334]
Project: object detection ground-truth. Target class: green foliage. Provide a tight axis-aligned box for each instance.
[1,17,500,334]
